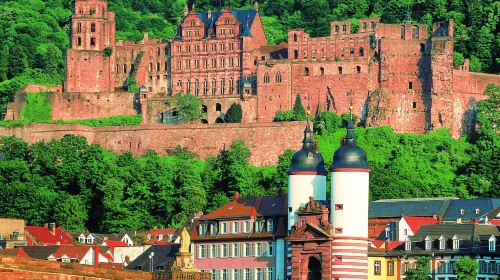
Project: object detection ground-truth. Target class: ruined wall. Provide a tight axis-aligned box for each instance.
[0,122,305,166]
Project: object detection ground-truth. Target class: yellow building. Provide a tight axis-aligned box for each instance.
[368,247,399,280]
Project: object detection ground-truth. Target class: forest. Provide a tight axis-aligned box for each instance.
[0,0,499,115]
[0,84,497,233]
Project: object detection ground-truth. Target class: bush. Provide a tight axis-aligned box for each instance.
[314,112,343,135]
[225,103,243,123]
[165,93,205,122]
[453,52,465,67]
[19,92,52,122]
[56,115,142,127]
[274,110,296,121]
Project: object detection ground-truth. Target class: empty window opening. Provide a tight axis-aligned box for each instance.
[91,23,96,32]
[320,67,325,76]
[412,101,417,109]
[294,50,299,60]
[305,67,310,76]
[77,37,82,46]
[338,67,343,74]
[356,66,361,74]
[420,43,425,52]
[293,34,298,42]
[90,37,96,46]
[350,48,354,56]
[359,47,364,57]
[216,103,222,112]
[400,26,405,39]
[409,81,413,89]
[202,105,208,113]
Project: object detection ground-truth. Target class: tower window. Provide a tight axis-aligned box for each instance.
[275,73,282,83]
[409,81,413,89]
[263,73,270,84]
[293,34,298,42]
[77,23,82,33]
[90,37,96,46]
[294,50,298,60]
[401,25,405,39]
[412,101,417,109]
[320,67,325,76]
[356,66,361,74]
[304,67,309,76]
[420,43,425,52]
[77,37,82,46]
[90,23,96,32]
[359,47,364,57]
[338,67,343,74]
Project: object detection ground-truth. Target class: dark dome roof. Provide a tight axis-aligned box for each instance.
[329,119,369,170]
[287,122,327,175]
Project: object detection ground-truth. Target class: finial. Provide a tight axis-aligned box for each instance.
[254,2,259,12]
[349,103,353,120]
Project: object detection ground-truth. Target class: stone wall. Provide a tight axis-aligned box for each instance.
[0,122,305,166]
[51,91,138,120]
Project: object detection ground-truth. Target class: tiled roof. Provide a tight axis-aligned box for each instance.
[148,228,176,236]
[125,244,180,271]
[25,226,73,245]
[369,198,453,218]
[403,216,437,233]
[18,246,58,259]
[102,240,128,249]
[50,245,92,261]
[200,195,287,220]
[195,10,257,33]
[443,198,500,220]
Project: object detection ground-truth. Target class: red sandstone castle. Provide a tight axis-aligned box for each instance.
[60,0,499,137]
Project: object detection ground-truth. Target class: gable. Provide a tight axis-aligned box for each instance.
[287,223,332,241]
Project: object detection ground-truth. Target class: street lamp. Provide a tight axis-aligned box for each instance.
[149,251,155,272]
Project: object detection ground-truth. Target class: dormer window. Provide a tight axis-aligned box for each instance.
[220,222,228,234]
[78,235,85,243]
[209,223,216,235]
[199,223,207,236]
[475,208,480,215]
[232,222,239,234]
[425,237,432,250]
[405,238,412,251]
[489,235,496,252]
[460,209,464,215]
[243,221,251,233]
[267,220,274,232]
[158,234,163,240]
[452,235,460,250]
[439,236,446,250]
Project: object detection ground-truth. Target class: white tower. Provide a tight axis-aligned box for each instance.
[287,122,327,230]
[330,118,370,280]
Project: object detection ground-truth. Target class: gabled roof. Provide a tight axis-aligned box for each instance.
[287,223,333,241]
[369,198,453,218]
[25,226,73,245]
[402,216,438,233]
[443,198,500,220]
[200,195,287,220]
[195,10,257,32]
[50,245,92,261]
[125,244,180,271]
[18,246,59,259]
[102,240,128,249]
[148,228,176,236]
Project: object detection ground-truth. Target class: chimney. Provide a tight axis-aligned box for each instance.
[48,223,56,235]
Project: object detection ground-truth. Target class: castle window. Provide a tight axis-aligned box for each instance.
[177,45,182,53]
[186,60,191,69]
[409,81,413,89]
[90,23,95,32]
[194,80,199,96]
[363,22,367,31]
[156,62,160,71]
[186,80,191,93]
[371,22,376,30]
[177,60,182,70]
[413,101,417,109]
[211,59,217,68]
[293,34,298,42]
[224,18,230,24]
[77,37,82,46]
[89,8,95,16]
[401,25,405,39]
[212,79,216,95]
[356,66,361,74]
[229,43,234,51]
[229,57,234,67]
[304,67,310,76]
[420,43,425,52]
[220,79,225,95]
[123,64,127,73]
[229,78,234,94]
[340,48,345,57]
[335,25,339,33]
[411,26,419,39]
[294,50,298,60]
[275,72,282,83]
[334,204,343,210]
[264,73,270,84]
[203,79,208,95]
[320,67,325,76]
[359,47,364,57]
[220,58,225,68]
[342,25,347,33]
[116,65,119,73]
[90,37,96,46]
[350,48,354,56]
[338,67,343,74]
[157,48,161,56]
[216,103,222,112]
[77,23,82,33]
[177,80,182,89]
[149,63,153,72]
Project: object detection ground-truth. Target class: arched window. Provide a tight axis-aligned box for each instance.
[356,66,361,74]
[338,67,343,74]
[264,73,270,83]
[275,73,282,83]
[305,67,310,76]
[194,79,199,96]
[359,47,364,57]
[294,50,299,60]
[212,79,216,95]
[411,26,419,39]
[293,33,298,42]
[320,67,325,76]
[203,79,208,95]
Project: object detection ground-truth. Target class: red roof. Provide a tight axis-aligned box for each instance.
[403,216,438,233]
[149,228,176,236]
[102,240,128,249]
[51,245,92,261]
[370,240,403,251]
[25,226,73,245]
[490,219,500,225]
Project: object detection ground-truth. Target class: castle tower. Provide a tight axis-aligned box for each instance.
[329,117,370,279]
[65,0,116,93]
[287,121,327,230]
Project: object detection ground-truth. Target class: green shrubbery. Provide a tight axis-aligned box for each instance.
[56,115,142,127]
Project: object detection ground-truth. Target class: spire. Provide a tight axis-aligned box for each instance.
[303,121,314,144]
[346,104,356,142]
[183,4,189,16]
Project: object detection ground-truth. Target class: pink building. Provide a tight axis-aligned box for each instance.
[191,193,287,280]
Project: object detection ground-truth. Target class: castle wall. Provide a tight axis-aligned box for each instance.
[0,122,304,166]
[51,92,137,120]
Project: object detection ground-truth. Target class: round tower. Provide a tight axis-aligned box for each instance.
[329,118,370,279]
[287,122,327,230]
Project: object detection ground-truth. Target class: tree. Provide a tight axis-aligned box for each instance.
[453,52,465,67]
[456,256,478,280]
[293,94,307,121]
[261,16,287,45]
[52,194,88,232]
[7,44,28,79]
[225,103,243,123]
[314,112,343,135]
[404,257,431,280]
[166,93,205,122]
